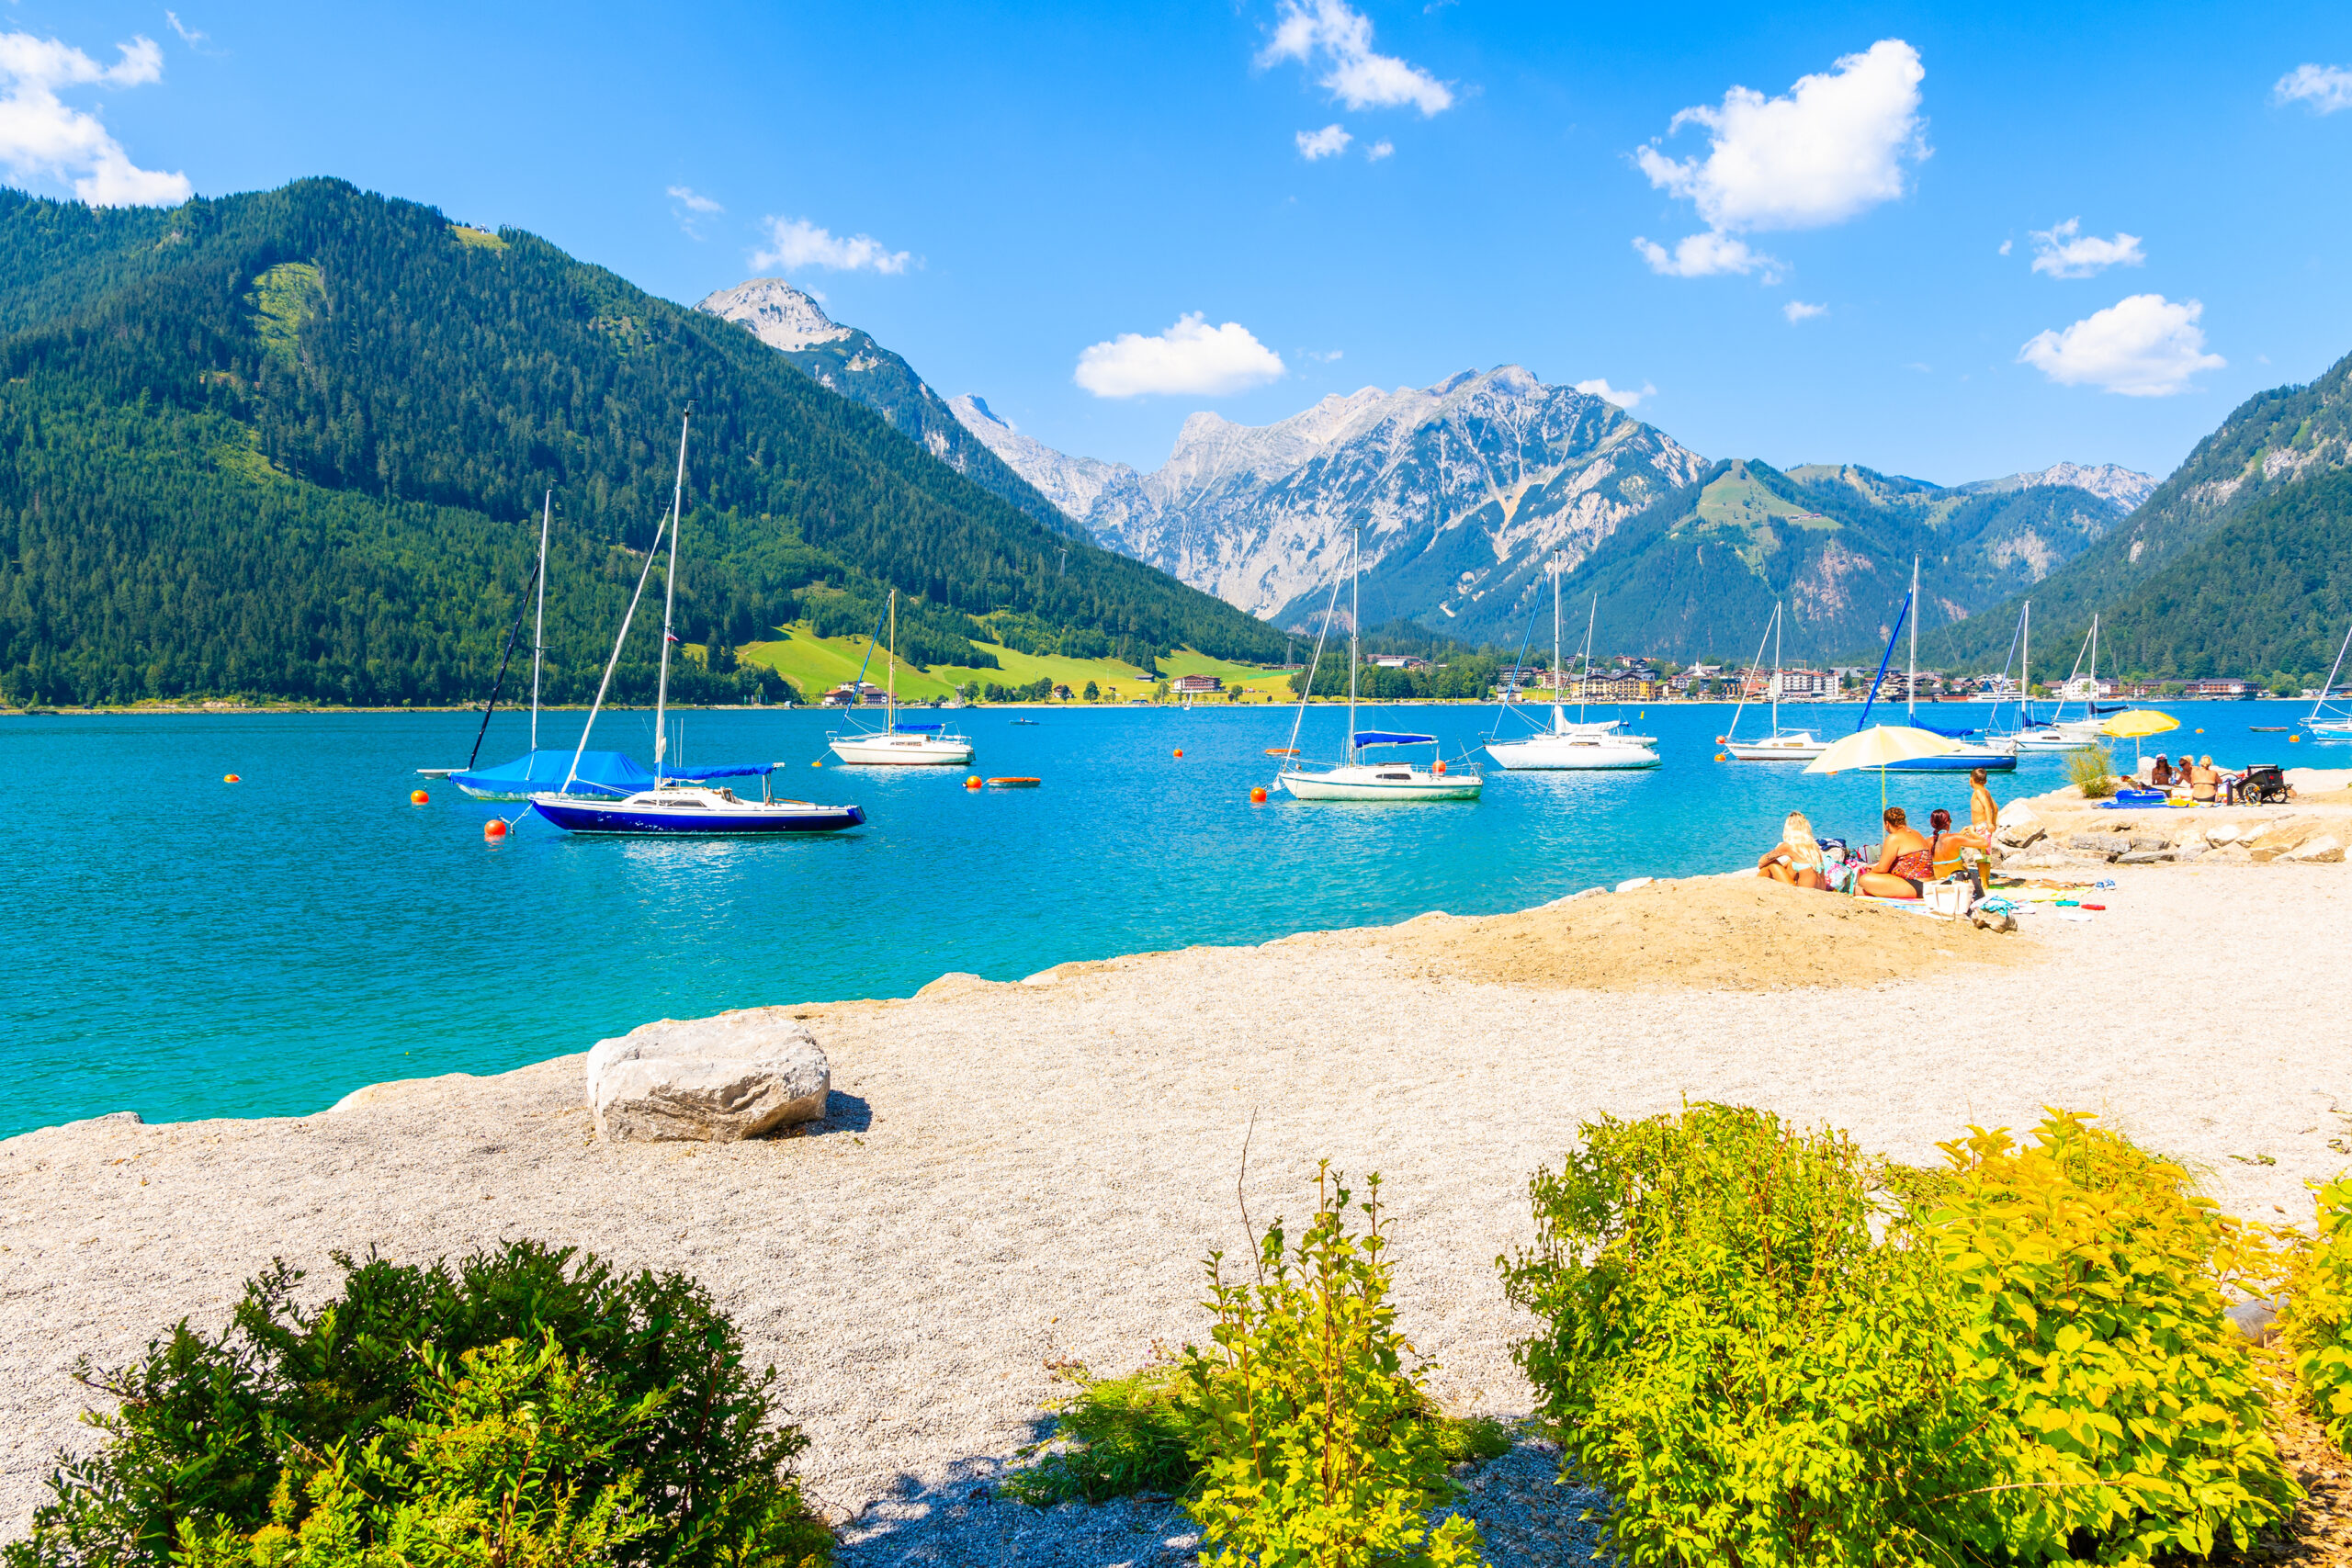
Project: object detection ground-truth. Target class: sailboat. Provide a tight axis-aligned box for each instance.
[2306,621,2352,739]
[1718,603,1826,761]
[423,491,562,799]
[824,590,976,766]
[527,410,865,835]
[2050,615,2124,741]
[1486,560,1659,769]
[1847,559,2016,773]
[2004,602,2094,751]
[1277,526,1482,801]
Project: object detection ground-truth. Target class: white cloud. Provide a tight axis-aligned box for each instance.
[2276,62,2352,114]
[1998,238,2012,255]
[1635,39,1927,233]
[2027,217,2143,278]
[2017,293,2224,397]
[1632,231,1781,281]
[1074,313,1285,398]
[164,12,207,47]
[1782,299,1827,321]
[1296,123,1351,160]
[667,185,722,214]
[1365,139,1394,161]
[749,216,911,275]
[1304,347,1344,363]
[0,30,190,206]
[1575,377,1657,411]
[1260,0,1453,117]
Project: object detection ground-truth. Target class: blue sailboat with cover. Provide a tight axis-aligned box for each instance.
[524,409,865,836]
[1849,559,2017,773]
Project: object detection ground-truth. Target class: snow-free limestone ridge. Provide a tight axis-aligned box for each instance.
[953,367,1708,636]
[695,279,1086,538]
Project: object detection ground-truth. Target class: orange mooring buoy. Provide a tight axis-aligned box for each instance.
[223,773,242,784]
[483,818,508,840]
[965,774,982,790]
[1250,786,1269,804]
[1434,759,1447,775]
[1173,748,1184,759]
[410,789,430,805]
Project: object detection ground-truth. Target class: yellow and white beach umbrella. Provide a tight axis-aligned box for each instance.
[2100,708,2180,768]
[1803,726,1963,775]
[1804,725,1963,807]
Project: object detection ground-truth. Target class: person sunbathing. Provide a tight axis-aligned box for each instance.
[1858,807,1933,899]
[2190,755,2221,803]
[2150,755,2175,788]
[1757,811,1826,889]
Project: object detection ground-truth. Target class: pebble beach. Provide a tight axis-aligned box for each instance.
[6,855,2349,1563]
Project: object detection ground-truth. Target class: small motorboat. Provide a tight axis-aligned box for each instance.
[530,785,864,835]
[1010,718,1040,726]
[985,776,1041,788]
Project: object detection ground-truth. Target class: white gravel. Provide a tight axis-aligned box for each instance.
[4,862,2346,1562]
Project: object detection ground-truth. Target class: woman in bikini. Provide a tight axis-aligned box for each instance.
[1858,806,1933,899]
[1968,768,1998,836]
[1756,811,1826,889]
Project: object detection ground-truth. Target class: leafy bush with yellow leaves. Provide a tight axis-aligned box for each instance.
[1505,1104,2297,1567]
[1920,1111,2297,1562]
[2284,1175,2352,1448]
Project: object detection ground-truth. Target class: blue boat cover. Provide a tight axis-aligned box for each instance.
[451,749,772,796]
[890,723,944,733]
[1911,720,1978,738]
[1353,730,1436,748]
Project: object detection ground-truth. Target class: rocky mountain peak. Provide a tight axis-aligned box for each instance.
[695,278,853,353]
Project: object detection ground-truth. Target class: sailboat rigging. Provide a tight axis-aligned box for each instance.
[1717,603,1826,761]
[1485,560,1659,770]
[526,409,864,834]
[1276,525,1482,801]
[825,589,977,765]
[2306,621,2352,739]
[1846,558,2017,773]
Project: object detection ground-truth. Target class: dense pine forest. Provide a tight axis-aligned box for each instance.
[0,180,1288,707]
[1936,347,2352,683]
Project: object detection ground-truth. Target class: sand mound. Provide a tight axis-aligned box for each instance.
[1380,874,2033,992]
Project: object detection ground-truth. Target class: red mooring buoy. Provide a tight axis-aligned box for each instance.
[483,818,509,840]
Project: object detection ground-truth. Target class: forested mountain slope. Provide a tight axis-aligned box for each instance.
[1939,346,2352,675]
[1544,458,2132,664]
[0,180,1281,706]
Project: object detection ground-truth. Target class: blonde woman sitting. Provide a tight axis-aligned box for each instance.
[1757,811,1827,890]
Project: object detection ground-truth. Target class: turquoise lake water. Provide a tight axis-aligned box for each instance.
[5,699,2319,1137]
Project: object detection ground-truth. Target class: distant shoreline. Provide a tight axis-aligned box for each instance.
[1,694,2319,718]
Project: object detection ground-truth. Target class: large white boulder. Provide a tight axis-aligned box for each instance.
[585,1008,830,1143]
[1993,800,2046,848]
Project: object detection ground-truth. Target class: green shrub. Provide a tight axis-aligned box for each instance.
[2068,742,2120,798]
[1920,1111,2297,1562]
[1001,1359,1513,1509]
[175,1334,662,1567]
[2285,1175,2352,1446]
[1501,1103,1998,1568]
[1182,1165,1485,1567]
[6,1240,829,1568]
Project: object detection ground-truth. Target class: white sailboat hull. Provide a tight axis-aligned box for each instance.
[2011,727,2093,751]
[1487,735,1658,770]
[1278,764,1482,801]
[1719,730,1827,761]
[825,733,975,766]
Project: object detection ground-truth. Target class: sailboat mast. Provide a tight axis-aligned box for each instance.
[530,490,550,751]
[652,410,690,787]
[1770,603,1782,737]
[2021,601,2030,722]
[1907,558,1918,721]
[1551,555,1562,717]
[1578,596,1597,725]
[1346,525,1361,762]
[887,590,897,731]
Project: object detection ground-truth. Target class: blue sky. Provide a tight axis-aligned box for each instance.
[15,1,2352,484]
